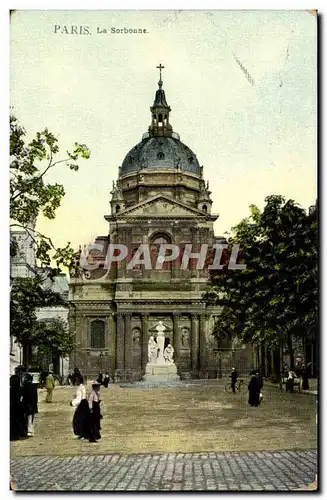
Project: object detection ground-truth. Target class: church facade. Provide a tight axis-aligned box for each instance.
[68,70,249,380]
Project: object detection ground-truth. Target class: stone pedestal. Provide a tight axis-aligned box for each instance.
[143,362,180,382]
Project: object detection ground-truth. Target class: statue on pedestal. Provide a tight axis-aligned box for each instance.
[148,336,158,364]
[164,344,174,364]
[155,321,166,365]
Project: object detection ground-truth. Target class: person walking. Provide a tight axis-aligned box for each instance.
[286,369,296,393]
[10,375,27,440]
[256,371,263,391]
[301,363,311,390]
[88,381,102,443]
[103,372,110,388]
[230,368,238,393]
[22,373,38,437]
[45,371,55,403]
[71,376,89,440]
[72,366,82,386]
[97,372,103,385]
[248,372,260,407]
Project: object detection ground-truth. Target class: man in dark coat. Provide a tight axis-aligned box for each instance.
[10,375,27,440]
[248,372,260,407]
[256,371,263,391]
[103,372,110,388]
[230,368,238,393]
[22,373,38,436]
[301,363,311,390]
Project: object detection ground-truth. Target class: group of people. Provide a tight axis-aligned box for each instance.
[71,377,103,443]
[10,370,57,440]
[96,371,110,388]
[67,366,84,386]
[229,367,263,407]
[282,361,312,392]
[10,373,38,440]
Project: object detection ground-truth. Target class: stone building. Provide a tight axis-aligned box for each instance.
[10,226,69,376]
[69,71,251,380]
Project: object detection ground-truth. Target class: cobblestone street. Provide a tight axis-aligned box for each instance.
[11,450,317,491]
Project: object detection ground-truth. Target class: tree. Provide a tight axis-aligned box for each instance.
[204,195,318,379]
[10,276,69,366]
[10,115,90,275]
[34,318,75,361]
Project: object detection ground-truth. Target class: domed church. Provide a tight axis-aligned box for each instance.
[68,67,237,380]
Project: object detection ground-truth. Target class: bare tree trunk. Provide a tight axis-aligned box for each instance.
[287,333,295,370]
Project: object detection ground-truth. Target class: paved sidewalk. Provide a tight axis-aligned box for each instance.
[10,450,317,491]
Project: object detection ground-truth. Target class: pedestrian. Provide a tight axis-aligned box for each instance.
[67,370,73,386]
[72,366,82,386]
[286,369,296,393]
[45,371,55,403]
[301,363,310,390]
[71,376,89,440]
[88,381,102,443]
[256,371,263,391]
[230,367,238,393]
[248,372,260,407]
[10,375,27,440]
[97,371,103,385]
[22,373,38,437]
[103,372,110,388]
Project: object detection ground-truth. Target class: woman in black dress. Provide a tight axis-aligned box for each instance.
[71,376,90,440]
[22,373,38,437]
[248,372,260,407]
[10,375,27,440]
[88,382,102,443]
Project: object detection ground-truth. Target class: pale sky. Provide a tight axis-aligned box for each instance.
[10,10,317,250]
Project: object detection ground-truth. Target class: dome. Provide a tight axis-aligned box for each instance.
[121,136,201,176]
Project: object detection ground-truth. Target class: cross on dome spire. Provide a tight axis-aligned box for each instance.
[156,63,165,87]
[149,65,173,137]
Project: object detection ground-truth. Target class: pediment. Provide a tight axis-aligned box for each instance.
[120,195,206,217]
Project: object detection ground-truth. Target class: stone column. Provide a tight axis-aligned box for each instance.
[199,314,207,371]
[124,313,132,371]
[141,313,149,371]
[172,313,180,365]
[116,312,125,371]
[191,314,199,370]
[108,313,116,374]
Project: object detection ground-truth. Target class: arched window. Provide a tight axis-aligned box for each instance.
[116,205,121,213]
[90,320,105,348]
[202,204,207,212]
[150,234,172,270]
[157,152,165,160]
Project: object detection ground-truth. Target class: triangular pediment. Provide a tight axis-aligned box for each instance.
[119,195,207,217]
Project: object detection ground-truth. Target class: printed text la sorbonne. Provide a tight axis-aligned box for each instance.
[54,25,148,35]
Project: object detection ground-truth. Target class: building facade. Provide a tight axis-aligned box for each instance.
[10,227,69,376]
[68,72,254,380]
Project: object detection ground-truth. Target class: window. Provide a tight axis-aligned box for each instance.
[150,234,172,270]
[116,205,121,213]
[188,156,194,164]
[90,320,105,348]
[202,204,207,212]
[157,152,165,160]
